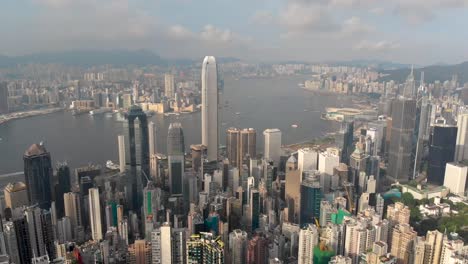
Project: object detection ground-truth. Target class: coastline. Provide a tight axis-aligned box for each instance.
[0,107,64,126]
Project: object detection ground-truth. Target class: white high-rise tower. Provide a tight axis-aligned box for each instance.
[89,188,103,241]
[263,128,282,166]
[149,121,156,156]
[201,56,219,162]
[118,135,126,173]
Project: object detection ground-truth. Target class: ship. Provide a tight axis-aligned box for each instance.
[89,107,113,115]
[106,160,119,171]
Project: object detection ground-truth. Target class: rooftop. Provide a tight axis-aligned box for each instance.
[5,182,26,192]
[24,143,48,156]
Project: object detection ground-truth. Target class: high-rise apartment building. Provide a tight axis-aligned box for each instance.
[128,239,152,264]
[264,129,282,166]
[64,192,82,238]
[88,188,103,241]
[165,74,175,99]
[229,229,248,264]
[247,233,268,264]
[186,232,224,264]
[298,224,319,264]
[386,202,410,226]
[423,230,444,264]
[23,143,53,210]
[390,224,417,264]
[201,56,219,162]
[4,221,20,264]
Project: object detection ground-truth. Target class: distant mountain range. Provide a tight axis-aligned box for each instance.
[379,61,468,84]
[0,50,245,68]
[0,50,171,67]
[324,60,415,70]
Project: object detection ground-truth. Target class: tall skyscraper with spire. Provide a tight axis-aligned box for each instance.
[201,56,219,162]
[388,69,417,182]
[127,105,149,209]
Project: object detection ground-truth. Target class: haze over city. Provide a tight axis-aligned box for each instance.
[0,1,468,264]
[1,0,468,64]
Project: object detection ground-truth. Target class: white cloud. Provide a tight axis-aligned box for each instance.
[279,2,339,33]
[354,40,400,51]
[393,0,468,24]
[341,16,375,35]
[250,10,275,25]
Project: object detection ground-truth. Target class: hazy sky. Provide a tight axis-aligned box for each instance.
[1,0,468,65]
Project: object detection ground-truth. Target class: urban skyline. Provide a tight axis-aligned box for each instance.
[1,2,468,262]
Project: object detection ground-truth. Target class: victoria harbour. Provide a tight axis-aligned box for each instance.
[0,76,352,176]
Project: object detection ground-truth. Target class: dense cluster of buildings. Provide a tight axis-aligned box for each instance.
[0,58,467,264]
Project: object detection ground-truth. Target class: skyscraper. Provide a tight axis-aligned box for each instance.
[127,105,150,209]
[186,232,224,264]
[24,206,46,258]
[0,82,7,114]
[250,189,260,232]
[12,216,32,264]
[423,230,444,264]
[298,224,319,264]
[413,96,432,177]
[165,74,175,99]
[263,128,282,166]
[4,182,28,209]
[229,229,248,264]
[168,123,185,196]
[390,224,417,264]
[387,97,417,182]
[240,128,256,165]
[455,113,468,162]
[4,221,20,264]
[427,124,457,185]
[226,128,257,168]
[149,121,156,156]
[88,188,103,241]
[201,56,219,162]
[23,143,53,209]
[300,176,323,225]
[226,128,240,167]
[128,239,152,264]
[443,162,468,196]
[338,121,354,165]
[247,233,268,264]
[56,163,71,218]
[64,191,82,238]
[118,135,126,173]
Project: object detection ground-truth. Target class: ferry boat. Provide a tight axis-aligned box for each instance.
[106,160,119,170]
[89,107,112,115]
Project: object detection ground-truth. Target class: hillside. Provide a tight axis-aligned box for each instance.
[379,61,468,84]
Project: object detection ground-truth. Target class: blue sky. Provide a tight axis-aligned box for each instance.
[1,0,468,65]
